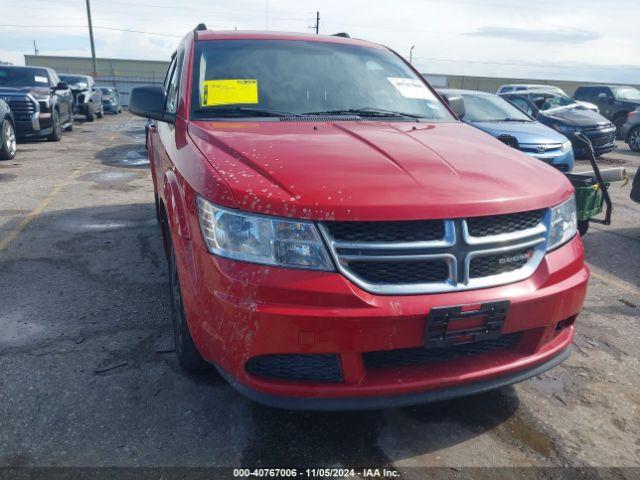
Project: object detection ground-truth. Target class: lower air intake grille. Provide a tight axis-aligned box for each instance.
[364,333,521,370]
[246,354,343,383]
[349,260,449,284]
[469,248,533,278]
[466,210,544,237]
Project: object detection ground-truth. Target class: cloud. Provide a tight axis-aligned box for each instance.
[467,26,601,44]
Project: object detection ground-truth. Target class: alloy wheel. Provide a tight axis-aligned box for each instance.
[630,128,640,151]
[4,121,16,157]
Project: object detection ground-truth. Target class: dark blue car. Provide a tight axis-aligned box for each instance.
[439,89,574,172]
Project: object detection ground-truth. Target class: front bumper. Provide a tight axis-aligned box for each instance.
[16,112,52,138]
[177,233,588,409]
[524,149,574,172]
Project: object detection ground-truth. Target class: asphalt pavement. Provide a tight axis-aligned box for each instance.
[0,113,639,478]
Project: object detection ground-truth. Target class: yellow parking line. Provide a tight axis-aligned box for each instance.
[0,166,85,252]
[588,265,640,297]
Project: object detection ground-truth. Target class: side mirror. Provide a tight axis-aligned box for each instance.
[440,93,465,119]
[129,86,174,123]
[54,82,69,91]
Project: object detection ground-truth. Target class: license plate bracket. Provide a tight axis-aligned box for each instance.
[425,300,510,348]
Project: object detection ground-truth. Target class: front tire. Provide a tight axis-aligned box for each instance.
[168,237,209,372]
[628,126,640,152]
[65,111,74,131]
[86,110,95,122]
[47,110,62,142]
[0,119,17,160]
[578,220,589,236]
[96,107,104,119]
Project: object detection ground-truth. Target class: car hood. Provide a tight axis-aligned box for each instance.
[188,120,573,221]
[540,106,611,127]
[0,85,51,98]
[470,120,568,145]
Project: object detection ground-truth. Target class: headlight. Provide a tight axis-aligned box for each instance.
[547,195,577,251]
[554,125,580,134]
[560,140,572,153]
[196,196,334,270]
[34,95,50,108]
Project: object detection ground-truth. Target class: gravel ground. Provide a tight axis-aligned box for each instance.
[0,113,638,478]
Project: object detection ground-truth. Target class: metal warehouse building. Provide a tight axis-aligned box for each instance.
[24,54,170,106]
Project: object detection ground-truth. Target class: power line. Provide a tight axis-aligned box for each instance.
[0,24,183,37]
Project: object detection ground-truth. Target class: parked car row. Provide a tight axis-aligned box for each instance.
[0,64,123,160]
[498,82,640,154]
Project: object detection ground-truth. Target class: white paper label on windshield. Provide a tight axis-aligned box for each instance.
[387,77,433,100]
[34,76,48,83]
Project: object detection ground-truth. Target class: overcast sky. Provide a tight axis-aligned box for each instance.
[1,0,639,83]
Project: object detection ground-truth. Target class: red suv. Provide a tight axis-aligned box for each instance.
[129,28,588,410]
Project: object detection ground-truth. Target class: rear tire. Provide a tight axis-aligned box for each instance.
[0,119,17,160]
[47,110,62,142]
[613,114,627,139]
[167,234,209,372]
[96,107,104,119]
[86,111,95,122]
[628,126,640,152]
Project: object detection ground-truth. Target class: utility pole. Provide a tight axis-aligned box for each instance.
[409,45,415,64]
[85,0,98,78]
[33,40,39,56]
[314,11,320,34]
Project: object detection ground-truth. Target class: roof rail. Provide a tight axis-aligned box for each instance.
[194,23,207,31]
[332,32,350,38]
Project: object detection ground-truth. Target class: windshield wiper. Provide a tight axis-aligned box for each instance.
[488,117,530,122]
[302,107,425,119]
[194,107,300,117]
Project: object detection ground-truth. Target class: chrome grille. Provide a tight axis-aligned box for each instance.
[319,209,550,295]
[6,97,37,121]
[466,210,544,237]
[324,219,445,243]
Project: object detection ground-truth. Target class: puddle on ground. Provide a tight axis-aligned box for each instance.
[498,413,555,458]
[0,311,46,348]
[80,170,144,190]
[69,219,157,232]
[96,143,149,169]
[0,173,16,183]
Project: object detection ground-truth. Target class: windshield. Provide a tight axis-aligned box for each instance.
[533,93,577,112]
[459,92,532,122]
[100,87,114,95]
[613,87,640,101]
[191,40,454,120]
[60,75,88,89]
[0,67,50,88]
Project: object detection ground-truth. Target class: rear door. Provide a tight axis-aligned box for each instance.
[49,70,72,122]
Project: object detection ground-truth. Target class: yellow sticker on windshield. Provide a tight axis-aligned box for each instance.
[202,79,258,106]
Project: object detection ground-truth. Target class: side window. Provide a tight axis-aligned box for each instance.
[574,88,589,100]
[165,48,184,114]
[49,70,59,87]
[163,57,176,92]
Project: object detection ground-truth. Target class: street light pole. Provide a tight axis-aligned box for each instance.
[85,0,98,78]
[409,45,415,64]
